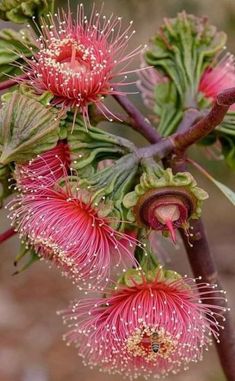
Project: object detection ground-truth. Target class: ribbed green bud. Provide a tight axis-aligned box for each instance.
[0,0,53,23]
[78,154,140,231]
[63,113,136,178]
[118,264,183,288]
[145,12,226,135]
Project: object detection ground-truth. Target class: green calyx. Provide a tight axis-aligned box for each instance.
[118,264,183,288]
[63,113,136,178]
[0,28,36,82]
[13,240,39,275]
[145,12,226,136]
[0,163,13,207]
[0,0,54,23]
[123,160,208,225]
[77,153,140,231]
[0,90,60,165]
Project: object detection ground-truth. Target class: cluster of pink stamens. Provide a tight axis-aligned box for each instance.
[199,53,235,109]
[8,145,137,289]
[24,4,142,122]
[14,141,71,191]
[60,270,227,379]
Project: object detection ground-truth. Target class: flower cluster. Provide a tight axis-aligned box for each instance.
[0,5,231,381]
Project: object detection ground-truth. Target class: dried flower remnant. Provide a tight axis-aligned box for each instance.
[61,267,227,379]
[24,4,142,122]
[7,174,137,288]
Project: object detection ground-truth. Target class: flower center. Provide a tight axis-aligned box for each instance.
[126,326,177,362]
[154,204,180,243]
[42,38,98,76]
[58,43,91,73]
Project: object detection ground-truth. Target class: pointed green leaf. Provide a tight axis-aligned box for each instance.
[0,0,54,23]
[0,28,36,82]
[0,91,60,164]
[210,178,235,206]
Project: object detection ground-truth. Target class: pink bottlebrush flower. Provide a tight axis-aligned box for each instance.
[199,54,235,110]
[14,141,71,192]
[61,270,227,378]
[24,4,142,122]
[7,176,137,288]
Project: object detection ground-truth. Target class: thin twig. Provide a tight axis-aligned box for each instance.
[0,228,16,244]
[0,74,28,92]
[113,93,162,143]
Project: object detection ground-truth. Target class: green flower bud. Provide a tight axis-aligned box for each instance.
[145,12,226,136]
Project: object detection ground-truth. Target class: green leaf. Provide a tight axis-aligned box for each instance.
[0,28,36,82]
[0,163,13,207]
[13,242,39,275]
[189,159,235,206]
[0,0,54,23]
[219,135,235,170]
[211,178,235,206]
[65,113,136,177]
[198,132,217,146]
[0,91,60,165]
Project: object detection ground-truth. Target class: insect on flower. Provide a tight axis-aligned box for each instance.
[23,3,143,124]
[60,268,228,379]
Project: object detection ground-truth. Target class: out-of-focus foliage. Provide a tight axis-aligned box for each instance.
[0,0,54,23]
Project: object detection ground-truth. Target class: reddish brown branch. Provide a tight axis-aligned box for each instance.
[0,228,16,244]
[114,91,235,381]
[113,93,162,143]
[181,217,235,380]
[114,88,235,159]
[0,74,28,92]
[170,147,235,381]
[174,87,235,150]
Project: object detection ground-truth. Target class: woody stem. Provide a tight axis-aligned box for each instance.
[0,74,28,92]
[0,228,16,244]
[114,90,235,381]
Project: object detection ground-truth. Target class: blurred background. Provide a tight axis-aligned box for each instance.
[0,1,235,381]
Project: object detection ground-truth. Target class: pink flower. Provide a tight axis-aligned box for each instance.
[8,175,137,288]
[61,270,227,378]
[14,142,71,192]
[199,54,235,110]
[25,4,141,122]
